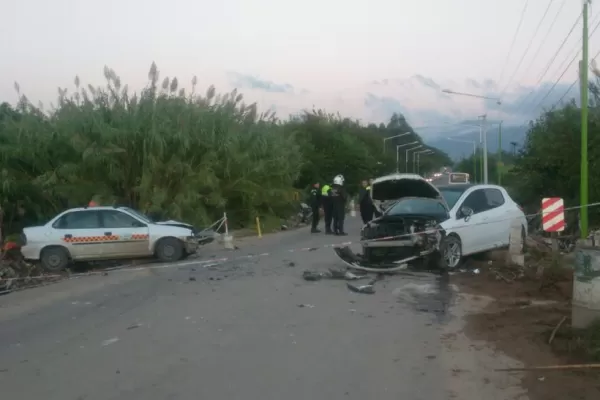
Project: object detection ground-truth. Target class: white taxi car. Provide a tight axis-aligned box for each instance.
[21,206,202,271]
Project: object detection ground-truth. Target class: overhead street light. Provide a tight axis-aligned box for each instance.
[442,89,503,184]
[383,132,411,152]
[405,145,422,173]
[441,89,502,105]
[395,141,419,173]
[415,149,434,174]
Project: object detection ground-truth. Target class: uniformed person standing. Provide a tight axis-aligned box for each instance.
[309,183,321,233]
[321,182,333,234]
[330,174,348,236]
[358,180,374,224]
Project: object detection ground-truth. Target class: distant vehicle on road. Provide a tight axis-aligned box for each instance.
[21,206,214,271]
[448,172,470,184]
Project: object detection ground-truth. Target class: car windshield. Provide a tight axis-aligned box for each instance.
[439,187,468,209]
[386,198,448,218]
[121,207,153,223]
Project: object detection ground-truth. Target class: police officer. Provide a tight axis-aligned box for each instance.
[321,182,333,234]
[309,183,321,233]
[358,179,374,224]
[330,174,348,236]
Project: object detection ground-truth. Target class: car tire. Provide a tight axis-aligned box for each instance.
[155,237,184,262]
[440,235,463,269]
[40,246,70,272]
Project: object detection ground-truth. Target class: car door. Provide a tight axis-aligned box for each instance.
[453,189,490,255]
[483,188,510,247]
[52,210,105,260]
[98,210,151,257]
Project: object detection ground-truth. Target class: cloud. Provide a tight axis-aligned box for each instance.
[219,72,580,140]
[227,72,297,93]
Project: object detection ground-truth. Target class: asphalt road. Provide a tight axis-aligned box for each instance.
[0,217,457,400]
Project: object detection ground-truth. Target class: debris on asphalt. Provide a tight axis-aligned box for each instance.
[189,276,197,281]
[302,270,325,281]
[126,324,141,330]
[327,268,347,279]
[297,304,315,308]
[286,261,296,267]
[101,337,120,346]
[346,282,376,294]
[344,271,368,280]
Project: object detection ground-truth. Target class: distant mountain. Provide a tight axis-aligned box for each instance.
[226,73,579,141]
[426,125,528,161]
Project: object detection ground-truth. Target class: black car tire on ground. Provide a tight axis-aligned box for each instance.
[40,246,70,271]
[440,235,463,270]
[155,237,184,262]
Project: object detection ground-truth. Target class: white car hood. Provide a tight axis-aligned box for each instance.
[371,173,443,201]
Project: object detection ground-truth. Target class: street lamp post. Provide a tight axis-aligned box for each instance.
[441,89,502,184]
[580,0,590,239]
[383,132,411,152]
[415,150,434,174]
[395,141,419,173]
[478,114,489,184]
[405,145,422,173]
[497,120,503,185]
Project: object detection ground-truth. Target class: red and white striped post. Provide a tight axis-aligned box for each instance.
[542,197,565,232]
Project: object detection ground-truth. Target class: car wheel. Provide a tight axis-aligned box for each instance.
[40,246,70,272]
[441,235,462,269]
[155,237,184,262]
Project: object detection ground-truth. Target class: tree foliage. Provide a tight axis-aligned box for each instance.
[0,63,451,234]
[463,70,600,228]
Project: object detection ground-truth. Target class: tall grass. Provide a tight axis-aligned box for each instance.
[0,63,451,234]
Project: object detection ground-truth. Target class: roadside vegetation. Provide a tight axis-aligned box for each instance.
[0,63,451,236]
[454,70,600,229]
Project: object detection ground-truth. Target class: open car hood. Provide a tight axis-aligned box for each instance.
[371,173,443,202]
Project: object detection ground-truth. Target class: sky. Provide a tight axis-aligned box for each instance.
[1,0,598,126]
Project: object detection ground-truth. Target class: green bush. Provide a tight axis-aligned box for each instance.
[0,63,451,233]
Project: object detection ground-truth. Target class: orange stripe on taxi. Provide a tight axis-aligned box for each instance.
[62,235,120,243]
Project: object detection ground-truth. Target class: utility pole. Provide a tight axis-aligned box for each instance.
[497,121,503,185]
[580,0,590,239]
[480,114,489,184]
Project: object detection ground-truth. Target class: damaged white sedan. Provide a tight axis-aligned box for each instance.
[334,173,528,271]
[20,206,213,271]
[335,173,449,272]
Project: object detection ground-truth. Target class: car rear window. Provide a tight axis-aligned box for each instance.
[439,187,468,209]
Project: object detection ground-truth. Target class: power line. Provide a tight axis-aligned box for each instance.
[496,0,530,91]
[552,48,600,108]
[550,11,600,88]
[500,0,555,98]
[524,16,600,116]
[514,0,566,91]
[512,11,583,112]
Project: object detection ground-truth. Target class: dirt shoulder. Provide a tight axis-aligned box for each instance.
[451,251,600,400]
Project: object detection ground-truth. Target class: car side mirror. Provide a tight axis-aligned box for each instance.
[459,206,473,221]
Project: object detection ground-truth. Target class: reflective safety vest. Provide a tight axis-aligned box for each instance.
[321,184,331,196]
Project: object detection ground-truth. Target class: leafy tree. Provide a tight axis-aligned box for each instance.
[0,64,451,235]
[505,68,600,227]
